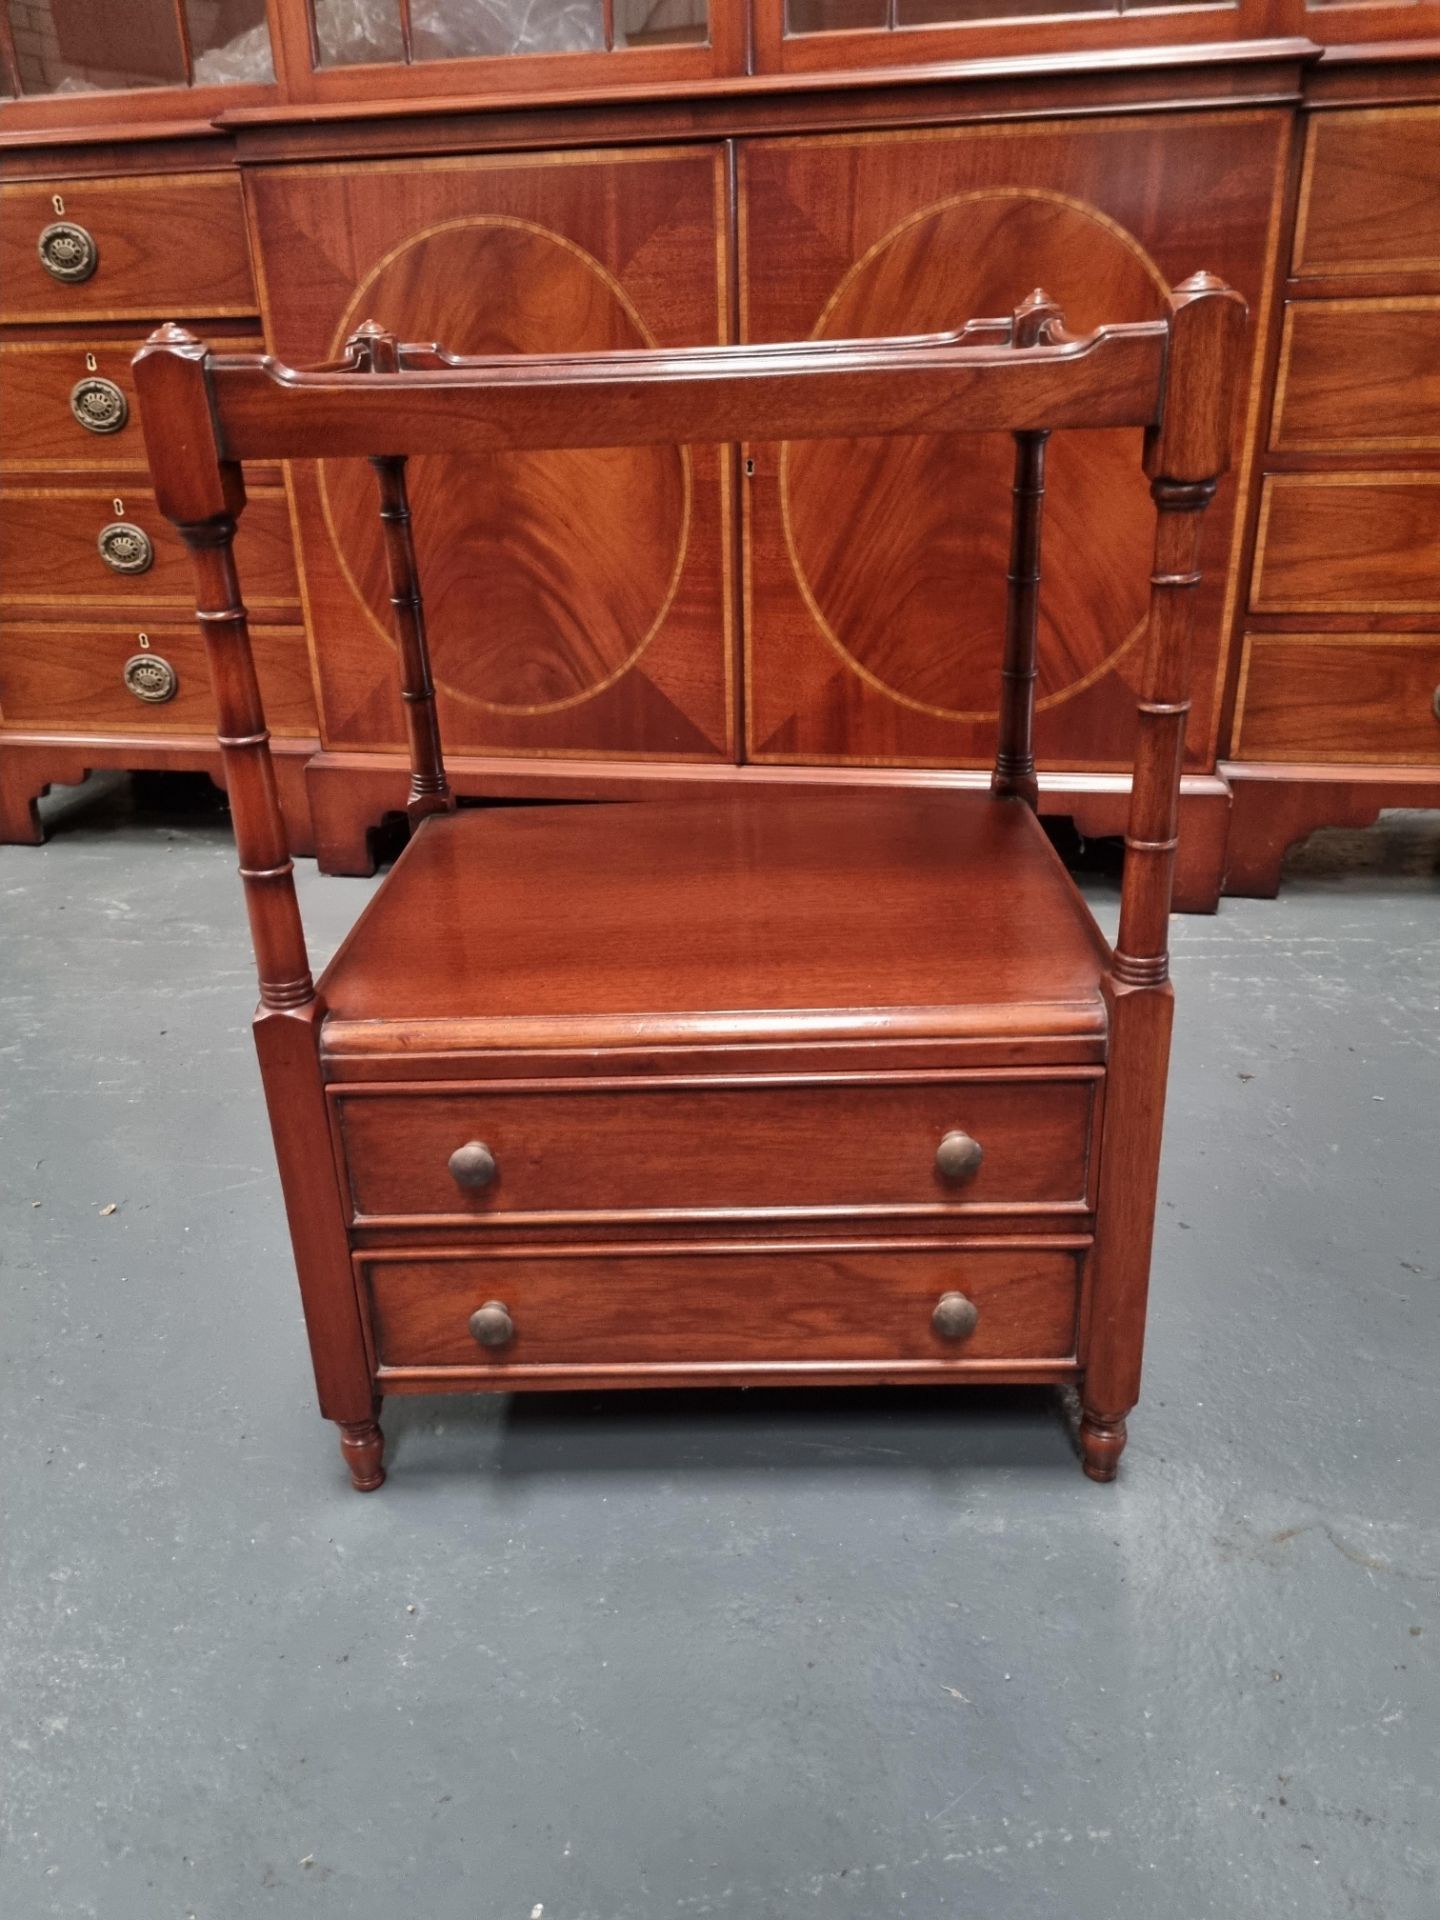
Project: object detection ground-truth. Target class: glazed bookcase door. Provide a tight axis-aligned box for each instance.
[269,0,745,100]
[0,0,280,125]
[738,112,1289,773]
[246,147,734,764]
[752,0,1292,75]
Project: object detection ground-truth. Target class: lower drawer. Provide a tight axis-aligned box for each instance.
[1234,633,1440,764]
[0,621,316,736]
[360,1242,1083,1376]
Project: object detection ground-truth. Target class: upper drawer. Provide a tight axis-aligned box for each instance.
[1295,109,1440,279]
[0,175,257,324]
[332,1073,1101,1227]
[0,483,300,616]
[1271,300,1440,455]
[1251,475,1440,616]
[0,336,263,472]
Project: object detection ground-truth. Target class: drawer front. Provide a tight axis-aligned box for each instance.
[0,175,256,323]
[0,485,299,614]
[0,621,316,738]
[1251,476,1440,616]
[0,336,263,471]
[1234,634,1440,766]
[334,1075,1100,1224]
[361,1243,1083,1374]
[1295,109,1440,279]
[1271,300,1440,454]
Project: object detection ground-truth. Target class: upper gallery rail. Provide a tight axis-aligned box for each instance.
[134,316,1172,465]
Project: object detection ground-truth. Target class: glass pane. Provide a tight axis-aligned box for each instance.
[615,0,708,46]
[897,0,1112,20]
[787,0,887,29]
[313,0,407,66]
[6,0,187,94]
[410,0,604,59]
[186,0,275,83]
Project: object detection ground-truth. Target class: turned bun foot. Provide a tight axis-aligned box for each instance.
[338,1418,386,1491]
[1079,1409,1128,1482]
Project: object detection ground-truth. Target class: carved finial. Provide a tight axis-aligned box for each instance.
[1173,269,1229,296]
[146,320,201,346]
[1013,287,1064,349]
[352,318,387,338]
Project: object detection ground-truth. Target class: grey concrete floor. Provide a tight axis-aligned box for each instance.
[2,779,1437,1920]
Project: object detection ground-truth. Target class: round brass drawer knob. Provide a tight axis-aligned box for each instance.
[932,1291,980,1341]
[448,1140,497,1190]
[70,376,128,435]
[98,521,154,575]
[122,652,177,705]
[38,220,98,284]
[468,1300,514,1348]
[935,1129,984,1182]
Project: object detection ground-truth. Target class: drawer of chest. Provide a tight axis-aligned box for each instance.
[0,174,256,324]
[1294,108,1440,279]
[1234,633,1440,765]
[0,336,264,471]
[332,1075,1101,1225]
[1251,475,1440,616]
[0,620,316,737]
[0,484,299,614]
[1270,300,1440,456]
[360,1242,1084,1376]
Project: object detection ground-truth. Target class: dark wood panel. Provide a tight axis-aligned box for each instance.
[333,1072,1100,1223]
[1271,298,1440,452]
[1251,474,1440,613]
[361,1241,1084,1372]
[0,333,264,470]
[245,147,733,762]
[1234,633,1440,764]
[738,109,1287,771]
[0,173,257,322]
[1294,106,1440,279]
[0,482,299,613]
[0,619,316,736]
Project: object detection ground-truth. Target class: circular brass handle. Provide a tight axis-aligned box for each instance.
[38,220,98,284]
[98,521,153,575]
[932,1291,980,1341]
[122,652,177,705]
[935,1130,984,1182]
[468,1300,514,1348]
[70,376,127,435]
[448,1140,497,1190]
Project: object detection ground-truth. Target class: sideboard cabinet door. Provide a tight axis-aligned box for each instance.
[738,113,1289,772]
[245,147,733,765]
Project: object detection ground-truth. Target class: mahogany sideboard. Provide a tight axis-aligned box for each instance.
[2,0,1438,904]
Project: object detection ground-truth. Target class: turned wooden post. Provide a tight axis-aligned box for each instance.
[1080,273,1247,1482]
[992,288,1062,810]
[350,320,454,830]
[133,325,384,1487]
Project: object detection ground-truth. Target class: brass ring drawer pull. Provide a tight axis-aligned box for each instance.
[935,1129,984,1182]
[448,1140,497,1189]
[38,219,98,284]
[932,1291,980,1341]
[70,376,128,435]
[98,521,154,575]
[468,1300,514,1348]
[122,653,177,704]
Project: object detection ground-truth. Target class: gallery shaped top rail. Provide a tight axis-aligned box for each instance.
[132,298,1183,481]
